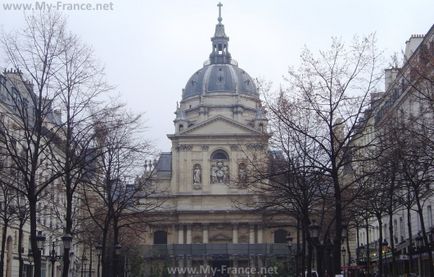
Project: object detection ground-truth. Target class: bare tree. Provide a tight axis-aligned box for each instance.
[269,35,383,274]
[0,12,67,275]
[0,175,18,277]
[80,106,161,277]
[49,24,111,277]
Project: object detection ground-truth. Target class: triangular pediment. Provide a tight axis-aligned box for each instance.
[181,115,260,136]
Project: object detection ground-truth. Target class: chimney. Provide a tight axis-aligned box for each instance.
[24,80,34,93]
[53,109,62,123]
[404,34,424,61]
[384,68,399,91]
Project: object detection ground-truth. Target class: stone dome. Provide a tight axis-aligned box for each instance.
[182,62,258,99]
[182,4,258,100]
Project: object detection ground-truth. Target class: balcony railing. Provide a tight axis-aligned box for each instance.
[143,243,290,258]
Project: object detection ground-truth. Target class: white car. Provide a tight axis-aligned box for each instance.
[304,271,319,277]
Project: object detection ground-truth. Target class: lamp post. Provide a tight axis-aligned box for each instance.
[36,231,46,275]
[415,233,423,276]
[28,249,34,276]
[341,246,346,276]
[430,227,434,245]
[96,243,102,277]
[309,221,321,276]
[81,255,88,277]
[287,233,293,274]
[381,239,389,275]
[48,241,62,277]
[61,233,72,277]
[114,243,121,277]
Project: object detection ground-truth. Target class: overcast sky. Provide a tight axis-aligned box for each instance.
[0,0,433,151]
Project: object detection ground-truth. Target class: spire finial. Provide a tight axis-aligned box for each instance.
[217,2,223,23]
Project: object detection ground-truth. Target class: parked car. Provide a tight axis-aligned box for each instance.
[304,271,319,277]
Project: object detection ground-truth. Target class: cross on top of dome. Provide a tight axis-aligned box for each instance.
[210,2,231,64]
[217,2,223,23]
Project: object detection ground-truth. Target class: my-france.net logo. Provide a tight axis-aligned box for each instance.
[167,265,279,276]
[2,1,114,11]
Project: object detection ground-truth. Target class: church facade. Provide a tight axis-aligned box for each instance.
[140,4,293,275]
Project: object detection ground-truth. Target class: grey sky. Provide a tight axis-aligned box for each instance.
[0,0,433,151]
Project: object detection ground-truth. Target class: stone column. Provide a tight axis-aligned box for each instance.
[249,224,255,244]
[178,224,184,244]
[257,225,263,243]
[232,224,238,243]
[203,224,209,243]
[186,224,192,244]
[178,256,184,268]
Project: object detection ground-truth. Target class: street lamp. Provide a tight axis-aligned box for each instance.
[430,227,434,248]
[115,243,121,255]
[28,249,34,265]
[62,233,73,250]
[36,231,46,252]
[342,224,348,241]
[309,221,320,240]
[48,241,62,277]
[96,243,102,277]
[114,243,122,277]
[286,233,293,274]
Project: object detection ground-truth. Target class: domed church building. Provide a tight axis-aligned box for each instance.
[140,3,293,275]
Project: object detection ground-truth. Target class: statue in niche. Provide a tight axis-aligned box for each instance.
[193,164,201,184]
[211,161,229,184]
[238,163,247,183]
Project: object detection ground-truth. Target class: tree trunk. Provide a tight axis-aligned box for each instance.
[332,169,343,275]
[101,221,110,277]
[18,220,25,277]
[307,239,313,277]
[346,235,351,267]
[30,198,42,277]
[296,219,300,277]
[366,219,370,276]
[406,207,413,274]
[301,223,306,277]
[62,187,73,277]
[377,216,383,277]
[415,200,434,276]
[0,219,9,277]
[89,247,93,277]
[388,212,396,277]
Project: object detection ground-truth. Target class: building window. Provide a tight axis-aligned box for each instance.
[211,150,228,161]
[428,205,433,228]
[153,230,168,245]
[274,229,288,243]
[399,217,405,242]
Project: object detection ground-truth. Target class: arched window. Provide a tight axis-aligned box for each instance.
[153,230,167,245]
[179,124,184,132]
[211,150,228,160]
[274,229,288,243]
